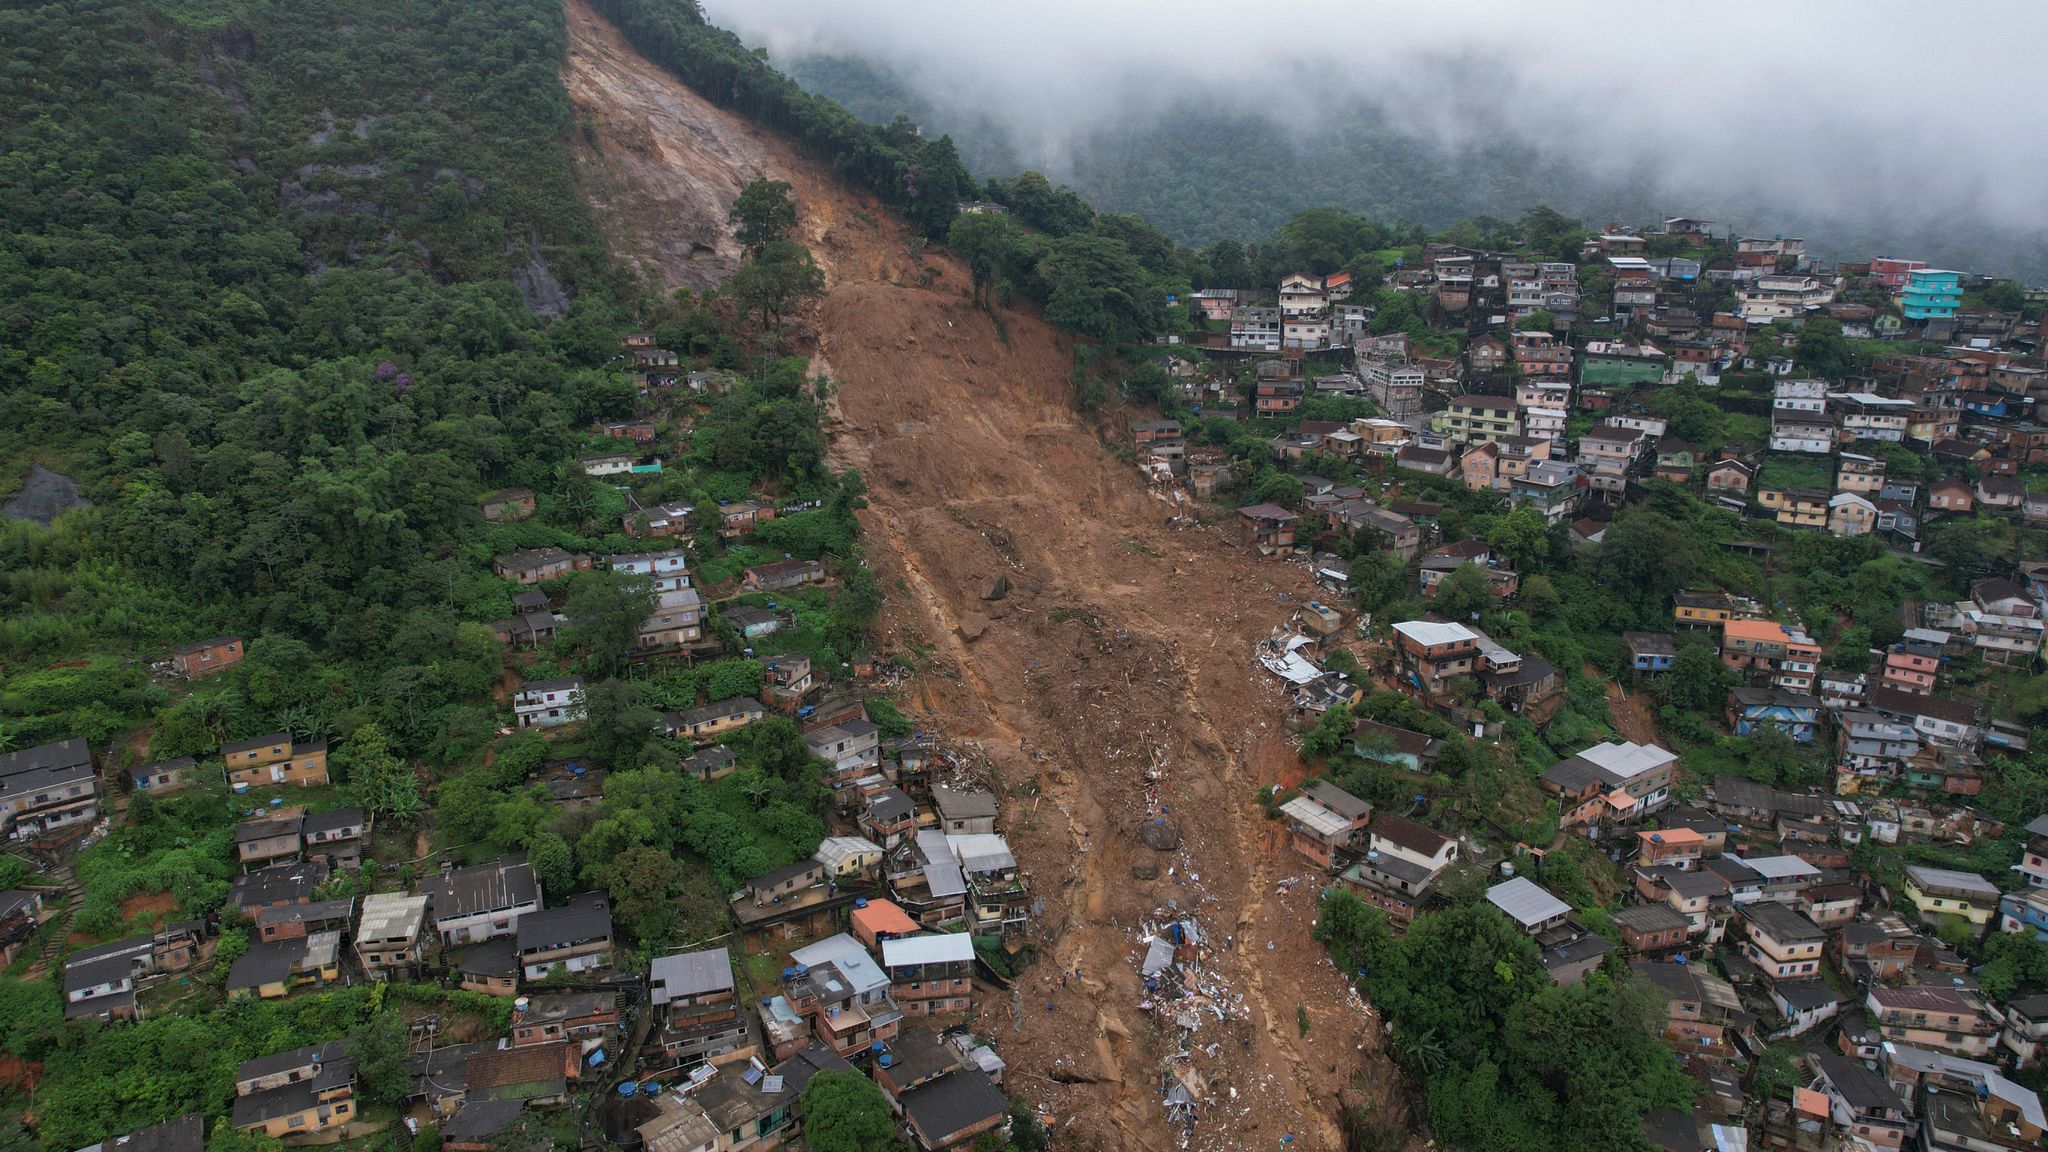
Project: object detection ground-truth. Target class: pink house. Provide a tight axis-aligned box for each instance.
[1869,257,1927,291]
[1881,644,1939,696]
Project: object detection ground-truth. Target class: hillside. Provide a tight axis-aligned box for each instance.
[779,50,2048,281]
[562,2,1398,1147]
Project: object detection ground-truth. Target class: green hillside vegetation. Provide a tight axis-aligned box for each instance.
[0,2,891,1145]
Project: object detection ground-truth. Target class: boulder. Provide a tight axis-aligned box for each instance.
[957,613,990,642]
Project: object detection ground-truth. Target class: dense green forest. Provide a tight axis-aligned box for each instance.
[0,0,634,675]
[0,1,893,1145]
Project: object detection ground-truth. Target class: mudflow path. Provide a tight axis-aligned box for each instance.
[562,4,1407,1147]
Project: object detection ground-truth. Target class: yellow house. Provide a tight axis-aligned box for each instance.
[1758,487,1828,528]
[661,697,766,744]
[1673,591,1734,628]
[1827,493,1876,537]
[1902,865,1999,930]
[232,1042,357,1139]
[223,732,330,789]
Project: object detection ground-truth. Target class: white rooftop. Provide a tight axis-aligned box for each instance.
[947,833,1016,874]
[1486,877,1571,929]
[1576,740,1677,782]
[1738,854,1823,881]
[1278,795,1353,839]
[356,892,428,943]
[650,947,733,1003]
[1392,620,1478,648]
[813,836,883,870]
[880,933,976,968]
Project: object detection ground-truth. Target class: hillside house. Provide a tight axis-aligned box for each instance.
[421,857,542,946]
[235,814,304,873]
[171,635,244,679]
[479,488,536,523]
[1611,904,1690,955]
[622,499,695,539]
[805,718,882,793]
[1882,641,1942,696]
[1901,865,1999,933]
[513,678,585,729]
[1929,478,1975,515]
[881,933,976,1017]
[130,756,195,796]
[1538,740,1678,826]
[1430,395,1520,445]
[1350,719,1441,773]
[1673,590,1735,629]
[1391,620,1480,696]
[1727,686,1822,743]
[662,697,764,743]
[637,588,704,650]
[931,784,998,836]
[1636,827,1705,870]
[516,893,612,980]
[230,1042,356,1140]
[1507,460,1583,524]
[493,548,590,585]
[221,732,329,789]
[1279,780,1372,870]
[1738,901,1826,979]
[1828,492,1878,537]
[1867,985,1997,1057]
[355,893,428,982]
[650,946,746,1065]
[1339,814,1459,925]
[1624,632,1678,672]
[744,558,827,592]
[1704,458,1753,495]
[1237,503,1299,557]
[611,548,689,593]
[0,737,98,841]
[762,653,814,709]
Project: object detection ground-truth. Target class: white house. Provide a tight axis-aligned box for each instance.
[612,549,690,593]
[513,677,586,728]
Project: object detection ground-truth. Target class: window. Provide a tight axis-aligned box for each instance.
[288,1117,305,1128]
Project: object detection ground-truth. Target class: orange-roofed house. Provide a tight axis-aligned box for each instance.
[851,899,921,951]
[1722,618,1792,669]
[1794,1087,1830,1120]
[1637,827,1706,870]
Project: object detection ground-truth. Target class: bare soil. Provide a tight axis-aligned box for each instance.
[117,890,180,928]
[559,5,1404,1147]
[1602,674,1662,746]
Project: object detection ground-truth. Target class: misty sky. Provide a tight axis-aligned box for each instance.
[705,0,2048,245]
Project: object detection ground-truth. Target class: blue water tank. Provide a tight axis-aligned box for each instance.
[617,1082,638,1098]
[854,898,868,909]
[781,967,796,980]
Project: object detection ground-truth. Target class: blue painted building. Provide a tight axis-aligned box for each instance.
[1999,889,2048,942]
[1901,269,1962,320]
[1624,631,1677,673]
[1727,686,1822,744]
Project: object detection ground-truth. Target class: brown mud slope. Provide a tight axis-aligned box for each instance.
[561,4,1402,1148]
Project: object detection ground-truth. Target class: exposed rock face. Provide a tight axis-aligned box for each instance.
[4,464,88,527]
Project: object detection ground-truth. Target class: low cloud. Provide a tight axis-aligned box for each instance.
[706,0,2048,263]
